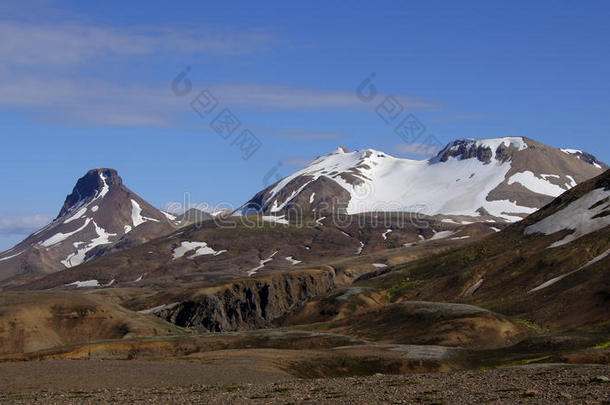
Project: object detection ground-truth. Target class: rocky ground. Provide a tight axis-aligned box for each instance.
[0,362,607,404]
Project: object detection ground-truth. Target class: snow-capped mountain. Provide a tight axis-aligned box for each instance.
[241,137,607,221]
[0,168,175,281]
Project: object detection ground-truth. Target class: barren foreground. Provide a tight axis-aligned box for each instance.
[0,362,607,404]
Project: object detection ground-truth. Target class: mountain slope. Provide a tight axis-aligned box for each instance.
[0,168,175,281]
[349,168,610,331]
[241,137,606,222]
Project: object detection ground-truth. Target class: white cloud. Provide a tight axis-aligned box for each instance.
[0,211,54,235]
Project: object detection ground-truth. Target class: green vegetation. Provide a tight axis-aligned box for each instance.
[593,341,610,349]
[288,356,404,378]
[512,318,549,334]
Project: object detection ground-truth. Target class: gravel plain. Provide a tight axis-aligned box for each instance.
[0,362,608,404]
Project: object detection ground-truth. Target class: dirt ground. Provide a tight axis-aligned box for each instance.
[0,361,607,404]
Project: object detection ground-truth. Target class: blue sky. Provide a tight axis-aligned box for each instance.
[0,0,609,250]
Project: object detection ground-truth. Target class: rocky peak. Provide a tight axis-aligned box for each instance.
[560,149,607,170]
[434,137,527,164]
[57,168,122,218]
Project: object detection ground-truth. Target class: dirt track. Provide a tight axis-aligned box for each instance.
[0,361,607,404]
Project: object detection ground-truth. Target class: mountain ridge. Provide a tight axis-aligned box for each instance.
[240,136,607,221]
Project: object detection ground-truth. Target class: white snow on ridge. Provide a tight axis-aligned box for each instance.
[97,173,110,199]
[372,263,387,268]
[524,188,610,248]
[40,218,92,248]
[161,211,177,221]
[309,192,315,203]
[561,148,583,155]
[507,171,567,197]
[560,149,604,170]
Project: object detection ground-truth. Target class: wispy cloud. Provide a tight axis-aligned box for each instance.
[0,19,439,126]
[0,20,278,67]
[0,75,182,126]
[282,156,316,168]
[392,142,444,159]
[428,114,487,123]
[0,75,440,127]
[274,129,345,141]
[0,211,54,235]
[213,84,438,111]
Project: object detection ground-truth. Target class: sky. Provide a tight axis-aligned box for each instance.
[0,0,609,250]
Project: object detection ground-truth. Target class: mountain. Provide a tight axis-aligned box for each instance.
[241,137,607,222]
[0,168,175,281]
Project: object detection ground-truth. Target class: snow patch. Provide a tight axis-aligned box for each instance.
[248,251,278,276]
[40,218,92,248]
[0,251,23,262]
[507,171,566,197]
[131,199,160,227]
[139,302,179,314]
[262,215,289,225]
[372,263,387,268]
[356,241,365,255]
[382,229,392,240]
[529,249,610,293]
[61,221,117,268]
[66,280,100,288]
[464,278,484,297]
[428,230,456,241]
[172,241,225,260]
[285,256,302,265]
[63,207,87,224]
